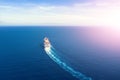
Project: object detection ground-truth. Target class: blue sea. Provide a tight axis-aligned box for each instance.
[0,27,120,80]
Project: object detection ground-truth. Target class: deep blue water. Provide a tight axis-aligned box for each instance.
[0,27,120,80]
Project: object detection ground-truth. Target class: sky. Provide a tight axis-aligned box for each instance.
[0,0,120,27]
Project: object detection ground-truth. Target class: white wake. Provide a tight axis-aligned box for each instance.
[45,46,92,80]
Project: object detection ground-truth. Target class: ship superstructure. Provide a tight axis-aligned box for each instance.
[44,37,51,51]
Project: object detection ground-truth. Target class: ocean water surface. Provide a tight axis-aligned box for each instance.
[0,27,120,80]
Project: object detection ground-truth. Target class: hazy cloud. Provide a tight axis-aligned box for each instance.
[0,1,120,27]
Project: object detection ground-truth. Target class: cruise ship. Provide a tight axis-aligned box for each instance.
[44,37,51,51]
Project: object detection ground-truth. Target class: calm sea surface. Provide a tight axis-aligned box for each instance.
[0,27,120,80]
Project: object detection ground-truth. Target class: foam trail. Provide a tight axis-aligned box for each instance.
[45,46,92,80]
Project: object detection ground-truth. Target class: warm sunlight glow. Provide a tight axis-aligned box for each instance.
[84,28,120,51]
